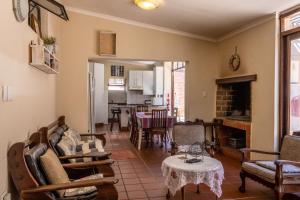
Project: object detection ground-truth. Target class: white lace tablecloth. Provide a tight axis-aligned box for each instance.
[161,155,224,198]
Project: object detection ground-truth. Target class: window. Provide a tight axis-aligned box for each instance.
[280,6,300,142]
[282,10,300,32]
[108,78,125,91]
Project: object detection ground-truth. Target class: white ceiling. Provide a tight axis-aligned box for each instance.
[62,0,300,39]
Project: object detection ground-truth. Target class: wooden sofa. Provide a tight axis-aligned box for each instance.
[30,116,115,177]
[8,140,118,200]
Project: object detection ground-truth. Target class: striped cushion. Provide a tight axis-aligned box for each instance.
[57,136,77,163]
[64,129,81,145]
[64,174,103,197]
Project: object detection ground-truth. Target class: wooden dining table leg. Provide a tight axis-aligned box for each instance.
[197,184,200,193]
[181,187,185,200]
[138,128,143,150]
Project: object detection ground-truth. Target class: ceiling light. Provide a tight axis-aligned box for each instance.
[134,0,161,10]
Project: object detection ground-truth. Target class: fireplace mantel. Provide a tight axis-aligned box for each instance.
[216,74,257,85]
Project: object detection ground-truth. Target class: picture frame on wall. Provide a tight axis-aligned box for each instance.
[30,14,42,38]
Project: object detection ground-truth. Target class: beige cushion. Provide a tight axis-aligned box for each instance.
[242,162,300,184]
[40,149,70,197]
[64,174,103,197]
[280,135,300,162]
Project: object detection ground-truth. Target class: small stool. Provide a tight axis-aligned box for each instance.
[110,108,121,131]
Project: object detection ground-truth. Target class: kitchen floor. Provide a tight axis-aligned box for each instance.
[100,124,275,200]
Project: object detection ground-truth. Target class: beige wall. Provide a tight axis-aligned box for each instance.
[57,11,219,132]
[217,18,279,157]
[0,1,61,195]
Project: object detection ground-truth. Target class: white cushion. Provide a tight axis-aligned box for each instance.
[64,129,82,145]
[64,174,103,197]
[57,136,77,163]
[256,161,300,173]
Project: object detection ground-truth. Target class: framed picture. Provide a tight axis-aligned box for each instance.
[30,14,42,38]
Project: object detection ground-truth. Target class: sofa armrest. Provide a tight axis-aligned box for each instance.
[59,152,111,160]
[240,148,280,163]
[62,159,114,169]
[21,177,118,195]
[274,160,300,186]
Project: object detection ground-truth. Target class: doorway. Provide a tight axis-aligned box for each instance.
[88,62,108,133]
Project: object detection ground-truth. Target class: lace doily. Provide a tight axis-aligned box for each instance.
[161,155,224,198]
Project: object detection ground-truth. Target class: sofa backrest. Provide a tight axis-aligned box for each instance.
[280,135,300,162]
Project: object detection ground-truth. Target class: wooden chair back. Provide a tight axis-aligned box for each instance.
[8,141,53,200]
[151,109,167,129]
[137,105,148,112]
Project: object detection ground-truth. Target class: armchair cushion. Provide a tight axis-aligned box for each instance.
[64,129,81,145]
[57,136,77,163]
[25,143,48,185]
[64,174,103,197]
[242,162,300,184]
[178,145,210,156]
[40,149,70,197]
[256,161,300,173]
[280,135,300,162]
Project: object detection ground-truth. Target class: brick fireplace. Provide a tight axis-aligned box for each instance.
[215,75,257,160]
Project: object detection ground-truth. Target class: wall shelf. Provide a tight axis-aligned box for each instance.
[29,44,59,74]
[99,31,116,56]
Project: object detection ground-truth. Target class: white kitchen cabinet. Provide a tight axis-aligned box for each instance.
[129,71,143,90]
[154,66,164,95]
[143,71,154,95]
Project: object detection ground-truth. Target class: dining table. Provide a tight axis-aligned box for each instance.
[135,112,177,150]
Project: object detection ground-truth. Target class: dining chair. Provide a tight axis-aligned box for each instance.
[149,109,168,148]
[137,105,149,112]
[129,109,139,146]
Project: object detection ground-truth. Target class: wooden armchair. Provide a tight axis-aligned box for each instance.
[8,141,118,200]
[239,135,300,200]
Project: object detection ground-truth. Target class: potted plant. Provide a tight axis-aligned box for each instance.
[43,36,56,54]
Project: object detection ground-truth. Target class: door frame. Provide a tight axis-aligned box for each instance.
[279,27,300,144]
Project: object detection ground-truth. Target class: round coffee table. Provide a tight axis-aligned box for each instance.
[161,155,224,200]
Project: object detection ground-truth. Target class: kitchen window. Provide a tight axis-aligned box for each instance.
[108,78,125,91]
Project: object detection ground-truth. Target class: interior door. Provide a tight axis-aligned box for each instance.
[88,63,96,133]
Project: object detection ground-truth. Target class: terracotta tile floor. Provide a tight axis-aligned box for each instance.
[101,125,275,200]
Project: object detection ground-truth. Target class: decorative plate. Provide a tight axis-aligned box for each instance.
[229,47,241,71]
[13,0,29,22]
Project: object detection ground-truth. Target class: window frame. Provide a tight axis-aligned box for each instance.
[279,5,300,145]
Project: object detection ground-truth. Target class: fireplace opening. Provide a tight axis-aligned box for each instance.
[216,82,251,121]
[220,126,246,150]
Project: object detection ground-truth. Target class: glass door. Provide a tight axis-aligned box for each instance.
[288,33,300,135]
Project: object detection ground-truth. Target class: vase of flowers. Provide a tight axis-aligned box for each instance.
[43,36,56,54]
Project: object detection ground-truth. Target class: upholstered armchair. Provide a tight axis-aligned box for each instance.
[239,135,300,200]
[171,121,213,156]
